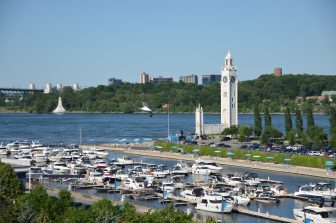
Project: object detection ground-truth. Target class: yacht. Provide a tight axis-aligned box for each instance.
[160,181,176,194]
[229,191,251,205]
[117,156,134,165]
[196,197,234,213]
[180,187,205,203]
[294,183,336,199]
[0,143,8,155]
[225,176,244,187]
[152,165,170,178]
[171,165,188,177]
[270,184,288,195]
[49,162,70,174]
[192,166,211,175]
[92,147,109,158]
[175,160,192,173]
[293,206,336,223]
[115,170,129,181]
[254,192,280,203]
[124,176,148,190]
[192,159,222,174]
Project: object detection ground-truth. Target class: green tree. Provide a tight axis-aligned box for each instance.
[287,129,296,145]
[221,125,239,138]
[284,107,292,135]
[238,125,253,142]
[306,105,315,130]
[253,104,262,137]
[307,126,328,149]
[0,162,24,201]
[295,107,303,138]
[260,126,283,144]
[329,106,336,147]
[264,103,272,127]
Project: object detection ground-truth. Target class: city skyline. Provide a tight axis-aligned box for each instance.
[1,0,335,88]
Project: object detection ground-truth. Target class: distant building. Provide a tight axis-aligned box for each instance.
[56,83,63,92]
[44,83,53,94]
[179,74,198,84]
[29,83,36,90]
[139,72,149,84]
[274,67,282,77]
[202,74,221,85]
[150,76,173,84]
[321,91,336,97]
[72,83,80,91]
[108,77,123,85]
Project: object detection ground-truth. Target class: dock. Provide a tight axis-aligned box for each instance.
[234,207,300,223]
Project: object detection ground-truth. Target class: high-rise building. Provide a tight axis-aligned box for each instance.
[274,67,282,77]
[56,83,63,92]
[72,83,80,91]
[150,76,173,84]
[202,74,221,85]
[108,77,123,85]
[179,74,198,84]
[44,83,53,94]
[221,51,238,127]
[139,72,149,84]
[29,83,36,90]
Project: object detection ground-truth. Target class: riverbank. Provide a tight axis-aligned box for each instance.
[85,144,336,180]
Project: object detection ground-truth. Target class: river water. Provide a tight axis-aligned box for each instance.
[0,113,331,144]
[1,113,334,222]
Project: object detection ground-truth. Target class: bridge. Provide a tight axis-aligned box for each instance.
[0,87,44,97]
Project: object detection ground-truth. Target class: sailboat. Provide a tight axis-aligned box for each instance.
[53,97,66,114]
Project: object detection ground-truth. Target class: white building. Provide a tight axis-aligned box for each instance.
[72,83,80,91]
[44,83,53,94]
[220,51,238,127]
[140,72,149,84]
[195,51,238,135]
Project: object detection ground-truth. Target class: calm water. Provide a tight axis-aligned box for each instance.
[0,113,331,144]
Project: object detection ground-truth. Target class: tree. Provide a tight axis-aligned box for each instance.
[287,129,296,145]
[221,125,239,138]
[306,105,315,130]
[284,107,292,135]
[0,162,24,201]
[260,126,283,144]
[329,106,336,147]
[253,104,262,137]
[264,103,272,127]
[295,107,303,138]
[307,126,328,149]
[238,125,253,142]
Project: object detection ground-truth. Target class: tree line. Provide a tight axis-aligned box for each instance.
[222,104,336,148]
[1,74,336,113]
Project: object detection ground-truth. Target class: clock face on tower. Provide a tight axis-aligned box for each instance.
[230,76,236,83]
[223,76,228,83]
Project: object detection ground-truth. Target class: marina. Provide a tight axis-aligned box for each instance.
[1,138,335,222]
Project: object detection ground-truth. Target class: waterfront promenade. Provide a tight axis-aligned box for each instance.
[84,144,336,180]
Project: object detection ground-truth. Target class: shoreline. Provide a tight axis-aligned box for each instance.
[84,144,336,180]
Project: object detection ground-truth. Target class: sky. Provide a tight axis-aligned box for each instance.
[0,0,335,89]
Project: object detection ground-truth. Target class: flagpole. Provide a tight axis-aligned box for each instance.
[167,105,170,138]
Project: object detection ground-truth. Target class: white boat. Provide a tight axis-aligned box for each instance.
[117,156,134,165]
[0,143,8,155]
[49,162,70,174]
[152,165,170,178]
[171,165,188,177]
[293,206,336,223]
[229,191,251,205]
[294,183,336,199]
[92,147,109,158]
[123,176,148,190]
[175,160,192,173]
[180,187,205,203]
[115,170,129,181]
[192,166,211,175]
[192,159,222,174]
[31,140,44,148]
[88,169,104,184]
[161,181,176,194]
[254,192,280,203]
[93,159,108,169]
[270,184,288,195]
[196,197,234,213]
[225,176,244,187]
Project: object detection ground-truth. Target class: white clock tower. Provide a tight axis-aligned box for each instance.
[221,51,238,127]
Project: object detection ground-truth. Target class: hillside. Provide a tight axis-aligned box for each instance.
[1,74,335,113]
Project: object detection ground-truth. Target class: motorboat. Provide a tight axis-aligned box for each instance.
[123,176,148,190]
[196,197,234,213]
[180,187,205,203]
[93,159,108,169]
[270,184,288,195]
[88,169,105,184]
[160,181,176,194]
[115,170,129,181]
[92,147,109,158]
[171,165,188,177]
[225,176,244,187]
[254,192,280,203]
[294,183,336,199]
[229,191,251,205]
[192,166,211,175]
[31,140,44,148]
[293,206,336,223]
[48,162,70,174]
[117,156,134,165]
[192,159,222,174]
[82,149,98,160]
[0,143,8,155]
[152,165,170,178]
[175,160,192,173]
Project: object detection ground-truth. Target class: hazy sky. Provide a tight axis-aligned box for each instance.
[1,0,335,89]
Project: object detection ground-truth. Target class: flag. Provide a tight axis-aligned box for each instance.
[221,198,227,212]
[163,190,168,199]
[162,104,170,108]
[114,180,121,189]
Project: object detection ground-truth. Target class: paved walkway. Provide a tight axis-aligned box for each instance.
[87,144,336,180]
